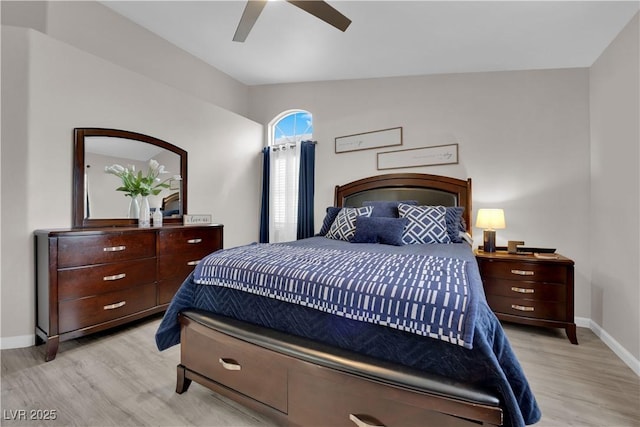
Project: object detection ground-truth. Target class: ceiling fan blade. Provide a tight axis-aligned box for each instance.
[287,1,351,32]
[233,0,268,42]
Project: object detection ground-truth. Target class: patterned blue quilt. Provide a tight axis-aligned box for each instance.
[193,244,474,348]
[156,237,540,427]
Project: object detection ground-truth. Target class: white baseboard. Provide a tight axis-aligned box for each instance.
[0,334,35,350]
[577,316,640,376]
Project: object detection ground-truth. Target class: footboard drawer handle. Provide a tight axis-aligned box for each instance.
[511,286,534,294]
[218,358,241,371]
[103,301,126,310]
[349,414,385,427]
[511,304,534,312]
[103,245,126,252]
[103,273,126,281]
[511,269,534,276]
[187,238,202,244]
[187,260,200,266]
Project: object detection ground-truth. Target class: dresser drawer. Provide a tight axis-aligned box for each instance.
[58,258,156,300]
[478,260,567,284]
[57,232,156,268]
[158,278,187,305]
[58,283,157,333]
[158,252,207,280]
[486,294,568,321]
[158,227,222,257]
[482,278,566,302]
[181,322,287,413]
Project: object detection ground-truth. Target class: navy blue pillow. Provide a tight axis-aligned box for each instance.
[445,206,465,243]
[362,200,418,218]
[316,207,341,236]
[352,216,408,246]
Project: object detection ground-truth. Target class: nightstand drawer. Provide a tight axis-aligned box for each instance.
[483,279,566,302]
[478,260,567,284]
[486,294,568,321]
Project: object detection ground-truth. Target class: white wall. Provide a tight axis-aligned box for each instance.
[249,69,592,318]
[0,27,263,346]
[589,13,640,366]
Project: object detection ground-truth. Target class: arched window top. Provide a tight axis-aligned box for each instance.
[269,110,313,146]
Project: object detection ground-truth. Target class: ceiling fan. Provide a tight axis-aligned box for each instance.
[233,0,352,42]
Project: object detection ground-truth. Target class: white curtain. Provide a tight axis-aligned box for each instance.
[269,143,301,243]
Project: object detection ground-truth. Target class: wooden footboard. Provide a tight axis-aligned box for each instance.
[177,310,503,427]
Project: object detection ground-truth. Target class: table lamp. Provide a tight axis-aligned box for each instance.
[475,209,505,252]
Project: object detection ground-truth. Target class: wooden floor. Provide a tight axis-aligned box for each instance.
[2,316,638,427]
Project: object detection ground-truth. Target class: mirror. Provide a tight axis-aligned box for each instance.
[73,128,188,227]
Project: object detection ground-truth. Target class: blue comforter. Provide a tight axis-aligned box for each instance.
[156,237,540,426]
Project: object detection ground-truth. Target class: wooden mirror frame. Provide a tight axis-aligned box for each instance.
[73,128,188,228]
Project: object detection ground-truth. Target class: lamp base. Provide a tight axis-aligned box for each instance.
[483,230,497,252]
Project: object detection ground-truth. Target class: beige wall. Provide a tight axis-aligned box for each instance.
[0,26,263,347]
[589,13,640,365]
[1,0,249,117]
[249,69,592,320]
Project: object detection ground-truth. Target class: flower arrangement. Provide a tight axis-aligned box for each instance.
[105,159,180,198]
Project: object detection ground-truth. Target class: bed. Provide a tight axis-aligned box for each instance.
[156,173,540,427]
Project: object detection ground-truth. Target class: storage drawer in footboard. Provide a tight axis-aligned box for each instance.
[288,365,502,427]
[180,317,288,413]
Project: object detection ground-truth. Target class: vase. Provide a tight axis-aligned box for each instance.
[128,196,140,219]
[138,196,151,228]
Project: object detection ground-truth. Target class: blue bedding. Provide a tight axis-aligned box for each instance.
[194,243,474,348]
[156,237,540,427]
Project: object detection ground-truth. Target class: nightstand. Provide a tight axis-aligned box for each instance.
[475,250,578,344]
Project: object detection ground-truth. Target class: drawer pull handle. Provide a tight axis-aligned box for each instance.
[187,238,202,244]
[103,245,126,252]
[511,286,534,294]
[187,260,200,266]
[511,304,534,312]
[103,273,126,281]
[103,301,126,310]
[349,414,385,427]
[511,269,534,276]
[218,358,241,371]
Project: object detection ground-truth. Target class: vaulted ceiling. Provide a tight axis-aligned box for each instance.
[100,1,639,86]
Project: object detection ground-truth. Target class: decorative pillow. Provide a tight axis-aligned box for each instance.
[398,204,451,244]
[325,206,373,242]
[352,216,408,246]
[316,206,342,236]
[445,206,466,243]
[362,200,418,218]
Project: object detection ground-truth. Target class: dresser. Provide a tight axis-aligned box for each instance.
[475,250,577,344]
[35,224,223,361]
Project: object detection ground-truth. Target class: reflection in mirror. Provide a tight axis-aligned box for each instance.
[73,128,187,228]
[85,137,181,219]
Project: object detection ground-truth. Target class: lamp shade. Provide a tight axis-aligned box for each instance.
[475,209,506,230]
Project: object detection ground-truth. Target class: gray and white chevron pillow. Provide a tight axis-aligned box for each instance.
[398,204,451,244]
[325,206,373,242]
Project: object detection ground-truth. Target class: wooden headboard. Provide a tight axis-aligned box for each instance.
[334,173,472,233]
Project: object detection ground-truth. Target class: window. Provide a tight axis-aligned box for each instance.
[268,110,313,242]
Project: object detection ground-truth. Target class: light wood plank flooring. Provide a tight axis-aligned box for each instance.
[2,316,638,426]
